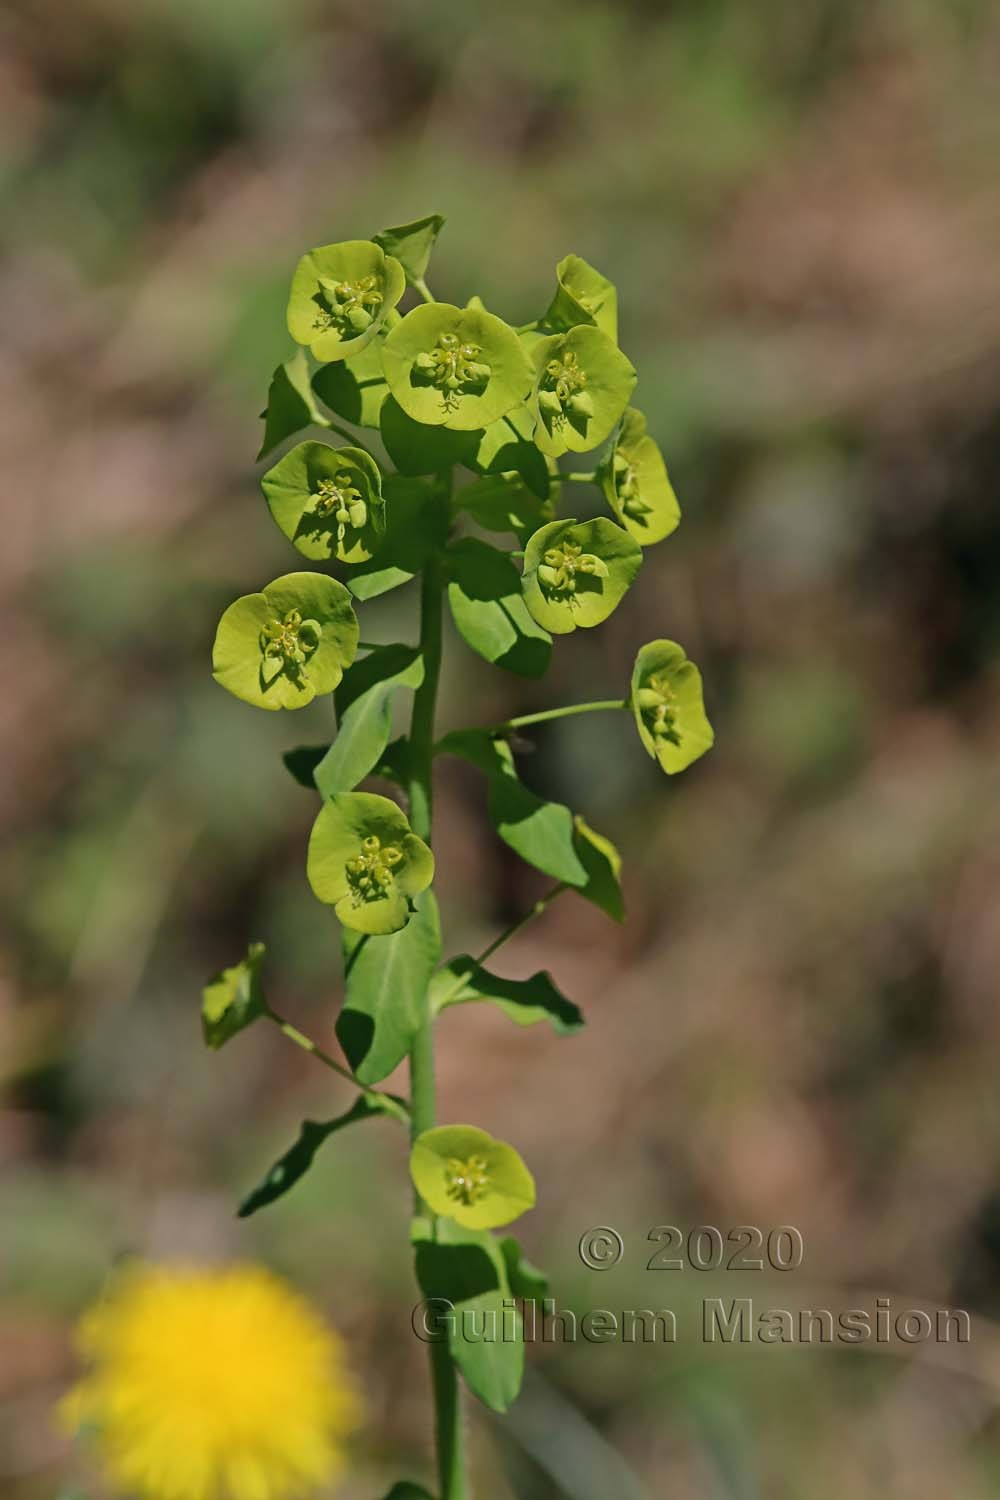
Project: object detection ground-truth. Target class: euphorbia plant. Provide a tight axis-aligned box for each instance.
[204,213,712,1500]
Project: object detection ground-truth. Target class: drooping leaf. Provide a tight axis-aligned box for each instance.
[237,1092,404,1218]
[313,646,423,798]
[337,890,442,1083]
[446,538,551,679]
[572,814,625,922]
[499,1235,549,1300]
[436,731,587,887]
[414,1218,525,1411]
[430,956,583,1034]
[201,941,267,1049]
[257,349,325,460]
[374,214,445,285]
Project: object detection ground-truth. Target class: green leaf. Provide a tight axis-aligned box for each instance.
[201,942,267,1049]
[237,1093,403,1217]
[338,890,442,1083]
[257,349,325,460]
[348,478,449,601]
[572,814,625,922]
[630,639,714,775]
[436,731,587,887]
[212,571,359,712]
[382,303,533,432]
[308,792,434,936]
[543,253,619,341]
[374,214,445,285]
[430,955,583,1034]
[262,440,385,564]
[311,335,387,429]
[456,472,553,546]
[521,516,642,635]
[313,646,423,798]
[447,538,551,679]
[287,240,405,362]
[470,407,550,500]
[380,395,480,475]
[499,1234,549,1300]
[414,1219,524,1411]
[282,743,329,788]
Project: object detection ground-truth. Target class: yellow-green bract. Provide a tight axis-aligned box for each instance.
[410,1125,536,1230]
[602,407,681,546]
[212,572,359,711]
[287,239,406,363]
[307,791,434,936]
[521,516,642,634]
[543,253,618,340]
[262,440,385,564]
[381,303,533,431]
[531,324,635,457]
[630,639,714,774]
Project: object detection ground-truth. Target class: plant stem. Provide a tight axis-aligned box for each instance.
[265,1009,390,1099]
[414,277,436,304]
[563,470,597,483]
[500,698,627,732]
[407,541,468,1499]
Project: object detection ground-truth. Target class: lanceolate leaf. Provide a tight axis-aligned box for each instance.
[337,890,442,1083]
[447,538,551,679]
[430,956,583,1034]
[237,1092,404,1218]
[499,1235,550,1300]
[414,1218,525,1412]
[314,646,423,798]
[436,731,587,888]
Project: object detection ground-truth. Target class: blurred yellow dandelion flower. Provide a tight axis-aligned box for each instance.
[60,1261,359,1500]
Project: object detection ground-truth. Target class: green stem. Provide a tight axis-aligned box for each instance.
[500,698,627,732]
[414,277,436,304]
[564,470,597,483]
[406,538,468,1499]
[265,1009,393,1102]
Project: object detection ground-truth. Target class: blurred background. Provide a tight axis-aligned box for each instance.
[4,0,1000,1495]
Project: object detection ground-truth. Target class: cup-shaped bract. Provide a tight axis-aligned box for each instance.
[630,640,714,774]
[212,572,359,711]
[522,517,642,635]
[262,441,385,564]
[410,1125,535,1230]
[530,325,636,457]
[543,253,618,340]
[381,303,533,431]
[287,240,405,363]
[307,792,434,935]
[602,407,680,547]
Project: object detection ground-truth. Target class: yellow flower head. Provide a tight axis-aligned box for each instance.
[61,1262,360,1500]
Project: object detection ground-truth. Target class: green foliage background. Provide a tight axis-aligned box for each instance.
[4,1,1000,1496]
